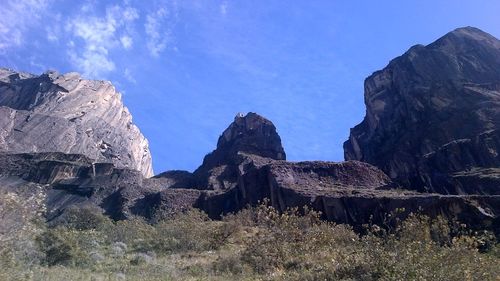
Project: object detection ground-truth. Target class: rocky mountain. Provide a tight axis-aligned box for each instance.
[0,69,153,177]
[344,27,500,195]
[1,26,499,236]
[0,112,497,234]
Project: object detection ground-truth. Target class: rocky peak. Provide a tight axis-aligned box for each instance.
[0,68,153,177]
[380,26,500,87]
[431,26,500,50]
[198,112,286,170]
[344,26,500,194]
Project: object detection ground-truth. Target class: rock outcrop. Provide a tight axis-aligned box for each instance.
[0,152,145,220]
[200,112,286,169]
[344,27,500,195]
[0,68,153,177]
[192,112,286,190]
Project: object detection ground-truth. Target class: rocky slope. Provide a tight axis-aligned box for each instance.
[344,27,500,195]
[0,69,153,177]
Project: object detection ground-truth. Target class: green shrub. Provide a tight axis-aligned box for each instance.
[234,206,500,280]
[36,227,105,267]
[359,214,500,281]
[53,206,112,231]
[1,200,498,280]
[0,189,46,268]
[149,209,229,254]
[212,253,247,275]
[239,205,357,274]
[37,228,76,266]
[105,217,156,246]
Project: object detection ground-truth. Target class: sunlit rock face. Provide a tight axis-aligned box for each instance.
[0,68,153,177]
[344,27,500,195]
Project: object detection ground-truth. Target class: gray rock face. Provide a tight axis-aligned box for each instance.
[344,27,500,194]
[0,68,153,177]
[267,163,499,231]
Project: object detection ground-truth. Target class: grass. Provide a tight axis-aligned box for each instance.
[0,192,499,281]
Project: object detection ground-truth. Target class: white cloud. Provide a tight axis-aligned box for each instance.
[68,48,116,77]
[145,8,168,57]
[0,0,52,50]
[123,68,136,83]
[220,2,228,15]
[120,35,133,49]
[145,5,177,57]
[66,4,139,78]
[29,55,47,72]
[46,29,59,42]
[80,1,95,13]
[45,14,62,42]
[121,6,140,21]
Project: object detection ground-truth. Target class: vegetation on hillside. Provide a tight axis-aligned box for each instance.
[0,192,498,281]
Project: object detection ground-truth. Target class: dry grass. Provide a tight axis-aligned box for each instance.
[0,194,498,281]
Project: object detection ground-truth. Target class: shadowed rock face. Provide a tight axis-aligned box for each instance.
[344,27,500,194]
[268,161,391,192]
[0,152,145,220]
[0,69,153,177]
[192,113,286,190]
[201,112,286,168]
[197,154,499,234]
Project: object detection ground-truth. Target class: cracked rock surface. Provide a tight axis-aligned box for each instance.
[344,27,500,194]
[0,69,153,177]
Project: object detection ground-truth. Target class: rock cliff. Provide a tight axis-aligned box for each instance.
[0,69,153,177]
[344,27,500,194]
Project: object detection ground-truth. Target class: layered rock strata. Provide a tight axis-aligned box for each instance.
[0,68,153,177]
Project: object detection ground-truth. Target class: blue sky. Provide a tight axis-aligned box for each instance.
[1,0,499,174]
